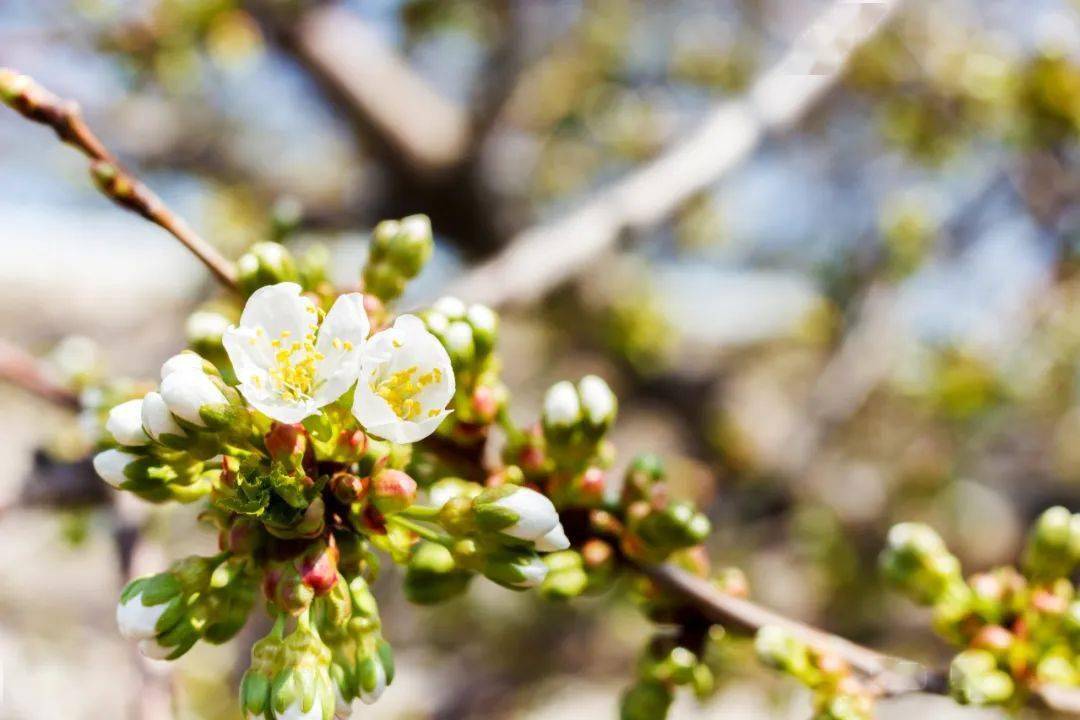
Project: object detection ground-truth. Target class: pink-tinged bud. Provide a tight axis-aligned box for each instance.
[580,467,606,497]
[222,517,262,555]
[219,456,240,489]
[471,385,498,422]
[816,651,849,679]
[372,469,417,515]
[1032,589,1068,615]
[363,293,384,317]
[519,444,546,473]
[969,572,1003,600]
[340,429,368,453]
[264,423,307,463]
[972,625,1014,653]
[330,471,370,504]
[582,539,614,570]
[486,465,524,488]
[300,542,340,595]
[681,546,711,578]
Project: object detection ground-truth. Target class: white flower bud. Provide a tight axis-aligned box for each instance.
[160,352,208,380]
[534,523,571,552]
[116,592,167,641]
[141,391,183,441]
[466,304,497,336]
[543,381,581,427]
[106,399,150,446]
[492,486,561,542]
[160,370,227,427]
[432,296,466,319]
[578,374,617,426]
[514,555,549,588]
[137,638,174,661]
[185,310,231,345]
[359,663,387,705]
[93,449,138,488]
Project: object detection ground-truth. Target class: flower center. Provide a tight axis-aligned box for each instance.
[268,328,324,403]
[372,365,443,420]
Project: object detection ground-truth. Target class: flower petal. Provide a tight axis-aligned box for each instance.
[238,282,315,341]
[313,292,369,405]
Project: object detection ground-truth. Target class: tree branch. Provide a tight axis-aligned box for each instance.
[643,562,1080,714]
[269,3,470,179]
[0,338,80,410]
[450,0,906,307]
[0,68,238,290]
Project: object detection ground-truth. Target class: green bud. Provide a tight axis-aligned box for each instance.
[754,626,814,682]
[482,547,549,590]
[237,242,298,296]
[404,541,473,605]
[539,550,589,601]
[949,649,1014,706]
[1023,506,1080,581]
[880,522,963,605]
[385,215,433,278]
[466,303,498,356]
[634,500,711,553]
[362,260,406,303]
[620,680,673,720]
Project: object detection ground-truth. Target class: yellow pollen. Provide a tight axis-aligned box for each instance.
[370,364,440,420]
[265,328,323,403]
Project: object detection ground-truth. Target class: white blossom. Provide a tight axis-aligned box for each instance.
[492,486,561,542]
[353,315,454,444]
[543,381,581,427]
[93,449,138,488]
[141,391,184,441]
[161,369,227,426]
[513,555,549,588]
[277,700,326,720]
[223,283,370,423]
[106,399,150,446]
[116,592,166,641]
[160,352,208,380]
[466,304,497,335]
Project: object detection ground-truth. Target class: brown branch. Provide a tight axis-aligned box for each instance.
[0,338,80,410]
[269,4,470,179]
[0,68,238,290]
[450,0,906,307]
[643,562,1080,714]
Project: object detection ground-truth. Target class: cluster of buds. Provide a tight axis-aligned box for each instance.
[618,455,710,564]
[117,554,255,660]
[621,633,725,720]
[417,296,505,436]
[754,626,874,720]
[881,508,1080,708]
[361,215,434,302]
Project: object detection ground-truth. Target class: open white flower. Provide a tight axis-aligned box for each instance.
[116,592,167,641]
[352,315,454,443]
[223,283,370,423]
[106,398,150,446]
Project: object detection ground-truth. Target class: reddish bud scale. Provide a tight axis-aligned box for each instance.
[815,650,850,679]
[1032,588,1068,615]
[582,538,614,569]
[340,429,368,453]
[331,471,370,504]
[972,625,1014,653]
[265,423,308,463]
[471,385,498,422]
[361,503,388,534]
[580,467,606,497]
[518,444,546,473]
[681,546,711,578]
[372,469,417,514]
[300,543,340,595]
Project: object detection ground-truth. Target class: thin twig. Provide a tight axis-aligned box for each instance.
[450,0,905,307]
[0,337,80,410]
[0,68,238,290]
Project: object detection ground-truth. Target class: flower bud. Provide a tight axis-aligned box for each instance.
[432,296,467,320]
[372,469,417,515]
[442,320,475,368]
[300,541,341,596]
[539,550,588,600]
[237,241,298,296]
[620,680,673,720]
[949,649,1014,706]
[466,303,498,356]
[268,626,336,719]
[93,448,140,488]
[141,391,185,443]
[362,260,406,302]
[265,422,308,464]
[160,351,216,380]
[106,398,150,446]
[483,548,549,589]
[754,625,813,680]
[330,471,370,505]
[383,214,433,278]
[240,629,282,720]
[578,374,617,433]
[543,380,582,430]
[185,310,231,349]
[880,522,963,605]
[473,485,565,548]
[404,541,472,605]
[116,574,183,642]
[1023,506,1080,581]
[161,370,228,427]
[633,500,711,553]
[427,477,483,509]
